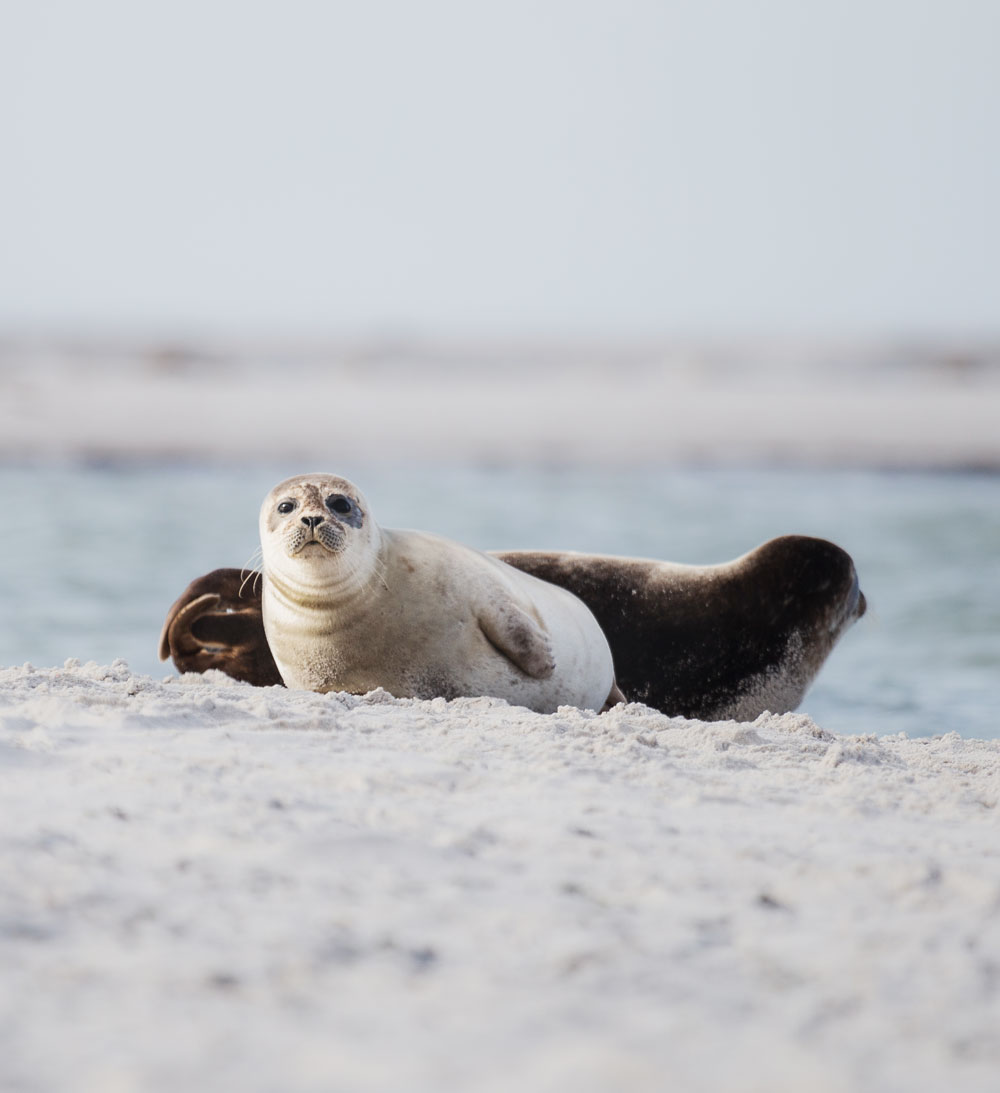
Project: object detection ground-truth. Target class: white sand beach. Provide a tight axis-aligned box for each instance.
[3,661,999,1092]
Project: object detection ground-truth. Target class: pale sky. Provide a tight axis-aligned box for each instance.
[2,0,998,337]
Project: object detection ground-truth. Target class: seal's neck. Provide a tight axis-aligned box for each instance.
[264,528,386,609]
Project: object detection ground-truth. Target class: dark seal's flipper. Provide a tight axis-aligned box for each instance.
[160,536,864,720]
[158,568,282,686]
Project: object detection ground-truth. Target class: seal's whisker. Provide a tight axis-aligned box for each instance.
[241,546,263,570]
[238,554,263,599]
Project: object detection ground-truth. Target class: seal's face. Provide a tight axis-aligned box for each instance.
[260,474,368,564]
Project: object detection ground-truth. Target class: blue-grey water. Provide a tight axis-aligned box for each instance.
[1,462,997,739]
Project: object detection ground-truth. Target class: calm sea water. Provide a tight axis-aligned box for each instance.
[1,461,997,739]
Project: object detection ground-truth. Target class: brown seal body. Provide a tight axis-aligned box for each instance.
[159,535,865,721]
[498,536,865,721]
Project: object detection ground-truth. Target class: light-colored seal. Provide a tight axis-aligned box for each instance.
[160,536,865,722]
[255,473,620,713]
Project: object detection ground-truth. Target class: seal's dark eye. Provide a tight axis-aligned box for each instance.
[326,495,353,516]
[277,500,296,515]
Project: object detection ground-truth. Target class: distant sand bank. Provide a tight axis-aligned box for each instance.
[2,336,999,467]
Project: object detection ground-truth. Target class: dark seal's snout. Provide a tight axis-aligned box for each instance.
[855,586,867,620]
[844,564,866,621]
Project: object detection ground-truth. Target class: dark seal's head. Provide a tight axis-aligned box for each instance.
[704,534,866,717]
[742,535,866,638]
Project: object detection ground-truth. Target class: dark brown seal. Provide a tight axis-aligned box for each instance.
[159,535,865,721]
[499,536,866,720]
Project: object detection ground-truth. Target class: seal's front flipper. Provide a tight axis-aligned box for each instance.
[158,568,282,687]
[478,601,556,679]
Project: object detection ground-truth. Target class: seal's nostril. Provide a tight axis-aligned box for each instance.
[301,515,324,529]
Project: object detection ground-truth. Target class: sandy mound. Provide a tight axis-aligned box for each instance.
[3,661,999,1092]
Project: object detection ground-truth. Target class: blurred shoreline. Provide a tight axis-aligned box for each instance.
[3,333,999,469]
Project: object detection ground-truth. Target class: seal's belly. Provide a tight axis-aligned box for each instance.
[267,603,602,711]
[265,601,477,696]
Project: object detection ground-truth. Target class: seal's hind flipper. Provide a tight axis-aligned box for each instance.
[601,681,627,713]
[478,601,556,679]
[158,568,282,687]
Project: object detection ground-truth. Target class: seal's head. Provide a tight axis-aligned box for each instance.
[259,474,376,588]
